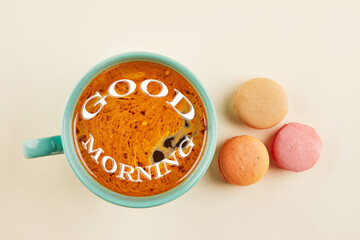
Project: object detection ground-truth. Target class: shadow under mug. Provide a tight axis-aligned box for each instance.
[22,52,217,208]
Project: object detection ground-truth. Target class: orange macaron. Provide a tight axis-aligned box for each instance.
[218,135,269,186]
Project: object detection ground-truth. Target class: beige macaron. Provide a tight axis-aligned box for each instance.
[218,135,269,186]
[234,78,288,129]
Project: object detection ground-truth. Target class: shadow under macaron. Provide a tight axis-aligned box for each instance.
[207,142,229,185]
[224,82,248,127]
[262,125,283,172]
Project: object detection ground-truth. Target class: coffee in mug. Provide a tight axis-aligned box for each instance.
[73,61,208,197]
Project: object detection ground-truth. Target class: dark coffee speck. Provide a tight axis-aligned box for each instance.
[176,136,186,148]
[153,151,164,162]
[164,137,174,148]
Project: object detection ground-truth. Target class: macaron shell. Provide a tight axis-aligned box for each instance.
[218,135,269,186]
[234,78,288,129]
[272,123,322,172]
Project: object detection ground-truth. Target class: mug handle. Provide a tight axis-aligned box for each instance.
[23,135,64,158]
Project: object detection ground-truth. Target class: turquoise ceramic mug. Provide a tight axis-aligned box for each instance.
[22,52,217,208]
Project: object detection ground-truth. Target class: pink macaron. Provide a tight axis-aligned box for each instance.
[272,122,322,172]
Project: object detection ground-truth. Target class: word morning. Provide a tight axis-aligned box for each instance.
[82,133,194,182]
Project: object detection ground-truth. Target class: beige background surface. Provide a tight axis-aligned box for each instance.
[1,0,359,239]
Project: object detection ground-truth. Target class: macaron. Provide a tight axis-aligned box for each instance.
[272,122,322,172]
[218,135,269,186]
[234,78,288,129]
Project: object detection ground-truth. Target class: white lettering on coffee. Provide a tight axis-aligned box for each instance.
[166,89,195,120]
[108,79,136,98]
[156,151,179,176]
[80,134,195,182]
[162,162,171,176]
[179,136,195,158]
[153,162,164,179]
[117,163,136,182]
[134,166,152,182]
[81,92,107,120]
[80,79,196,121]
[101,156,117,174]
[81,133,104,163]
[140,79,168,98]
[162,151,179,166]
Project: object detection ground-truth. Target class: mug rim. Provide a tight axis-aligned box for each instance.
[62,52,217,208]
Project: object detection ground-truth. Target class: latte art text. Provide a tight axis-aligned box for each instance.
[78,78,197,182]
[81,133,194,182]
[73,61,208,196]
[81,79,195,121]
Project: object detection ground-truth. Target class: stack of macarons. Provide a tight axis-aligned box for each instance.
[218,78,322,186]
